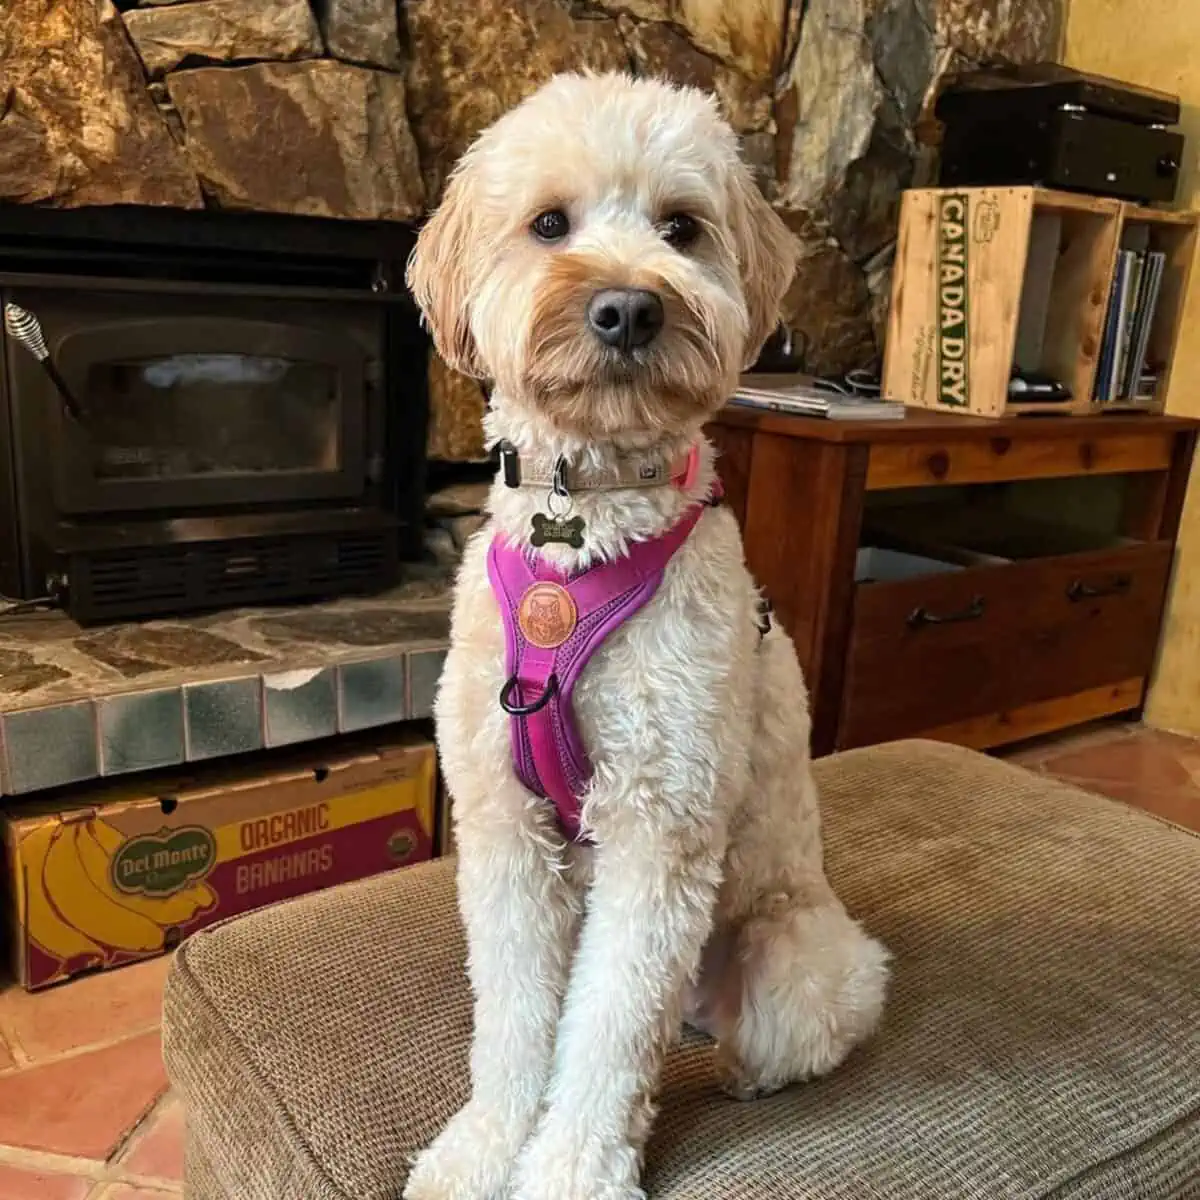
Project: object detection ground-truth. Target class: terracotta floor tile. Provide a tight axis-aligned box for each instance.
[0,1034,15,1073]
[1085,782,1200,834]
[1003,719,1133,768]
[1001,724,1200,834]
[0,1031,167,1161]
[117,1095,184,1182]
[1038,727,1200,792]
[1054,777,1161,807]
[1145,730,1200,788]
[0,956,173,1063]
[0,1163,93,1200]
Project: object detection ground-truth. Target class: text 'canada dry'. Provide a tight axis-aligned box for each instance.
[937,194,970,406]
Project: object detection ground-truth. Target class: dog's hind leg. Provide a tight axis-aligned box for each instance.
[715,897,890,1099]
[707,625,890,1100]
[684,902,887,1101]
[403,775,581,1200]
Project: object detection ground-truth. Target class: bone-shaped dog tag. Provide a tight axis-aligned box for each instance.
[531,513,585,549]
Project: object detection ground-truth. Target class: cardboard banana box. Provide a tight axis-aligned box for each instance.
[2,730,436,990]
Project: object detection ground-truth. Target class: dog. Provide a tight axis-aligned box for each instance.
[403,72,889,1200]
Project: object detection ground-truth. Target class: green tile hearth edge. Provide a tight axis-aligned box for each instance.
[0,644,447,797]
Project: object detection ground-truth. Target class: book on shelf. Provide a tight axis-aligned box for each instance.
[1093,246,1166,405]
[1124,251,1166,399]
[732,380,905,421]
[1113,249,1143,396]
[1093,254,1124,403]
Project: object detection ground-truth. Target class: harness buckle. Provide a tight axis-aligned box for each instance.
[498,441,521,488]
[756,598,773,640]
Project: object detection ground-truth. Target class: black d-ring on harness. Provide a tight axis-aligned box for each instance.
[499,672,559,715]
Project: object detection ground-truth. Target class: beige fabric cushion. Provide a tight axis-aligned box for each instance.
[163,740,1200,1199]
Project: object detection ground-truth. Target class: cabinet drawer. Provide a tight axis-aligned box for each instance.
[838,542,1173,748]
[865,431,1174,490]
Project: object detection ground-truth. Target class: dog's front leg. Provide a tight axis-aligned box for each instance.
[403,777,580,1200]
[509,816,725,1200]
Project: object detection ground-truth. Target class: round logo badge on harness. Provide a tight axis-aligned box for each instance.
[518,582,578,649]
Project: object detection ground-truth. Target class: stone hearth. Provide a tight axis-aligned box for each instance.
[0,569,453,795]
[0,431,491,798]
[3,0,1064,463]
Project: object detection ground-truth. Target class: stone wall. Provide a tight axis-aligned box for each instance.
[1,0,1063,459]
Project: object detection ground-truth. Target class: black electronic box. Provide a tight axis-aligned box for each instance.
[935,63,1184,204]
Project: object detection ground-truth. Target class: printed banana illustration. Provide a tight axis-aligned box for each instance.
[43,823,165,956]
[22,824,106,963]
[83,818,217,927]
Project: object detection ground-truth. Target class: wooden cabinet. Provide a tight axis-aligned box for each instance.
[840,542,1172,748]
[707,401,1198,756]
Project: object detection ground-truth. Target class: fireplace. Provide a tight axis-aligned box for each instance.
[0,205,428,623]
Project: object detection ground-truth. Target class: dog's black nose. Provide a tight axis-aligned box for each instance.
[586,288,664,351]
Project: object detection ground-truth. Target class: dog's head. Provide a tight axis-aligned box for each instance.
[407,72,797,441]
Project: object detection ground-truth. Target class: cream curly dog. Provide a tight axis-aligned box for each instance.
[403,72,889,1200]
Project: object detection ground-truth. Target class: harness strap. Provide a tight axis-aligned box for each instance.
[488,496,713,841]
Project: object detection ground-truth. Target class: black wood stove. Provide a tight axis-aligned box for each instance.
[0,205,429,623]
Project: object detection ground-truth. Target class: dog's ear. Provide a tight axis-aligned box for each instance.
[406,164,485,378]
[727,162,799,369]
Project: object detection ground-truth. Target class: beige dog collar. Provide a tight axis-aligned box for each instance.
[497,441,689,492]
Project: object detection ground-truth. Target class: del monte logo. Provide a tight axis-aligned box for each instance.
[112,826,216,898]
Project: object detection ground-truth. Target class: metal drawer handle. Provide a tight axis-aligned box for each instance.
[1067,574,1132,602]
[907,595,985,628]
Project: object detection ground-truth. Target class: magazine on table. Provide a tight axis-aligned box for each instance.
[732,376,905,421]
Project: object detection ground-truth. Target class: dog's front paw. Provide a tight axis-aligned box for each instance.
[509,1127,644,1200]
[403,1102,527,1200]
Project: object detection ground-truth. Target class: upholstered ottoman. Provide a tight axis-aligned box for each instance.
[163,740,1200,1199]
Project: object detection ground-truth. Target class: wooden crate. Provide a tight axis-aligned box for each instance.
[882,186,1198,418]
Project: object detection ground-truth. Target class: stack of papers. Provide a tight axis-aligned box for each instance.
[732,381,905,421]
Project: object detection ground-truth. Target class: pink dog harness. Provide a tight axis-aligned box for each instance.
[487,474,721,842]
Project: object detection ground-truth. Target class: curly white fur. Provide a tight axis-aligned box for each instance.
[403,73,889,1200]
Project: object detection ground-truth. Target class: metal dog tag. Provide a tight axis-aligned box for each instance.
[530,513,585,549]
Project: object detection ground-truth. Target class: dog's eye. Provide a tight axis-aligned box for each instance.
[531,210,570,242]
[660,213,700,249]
